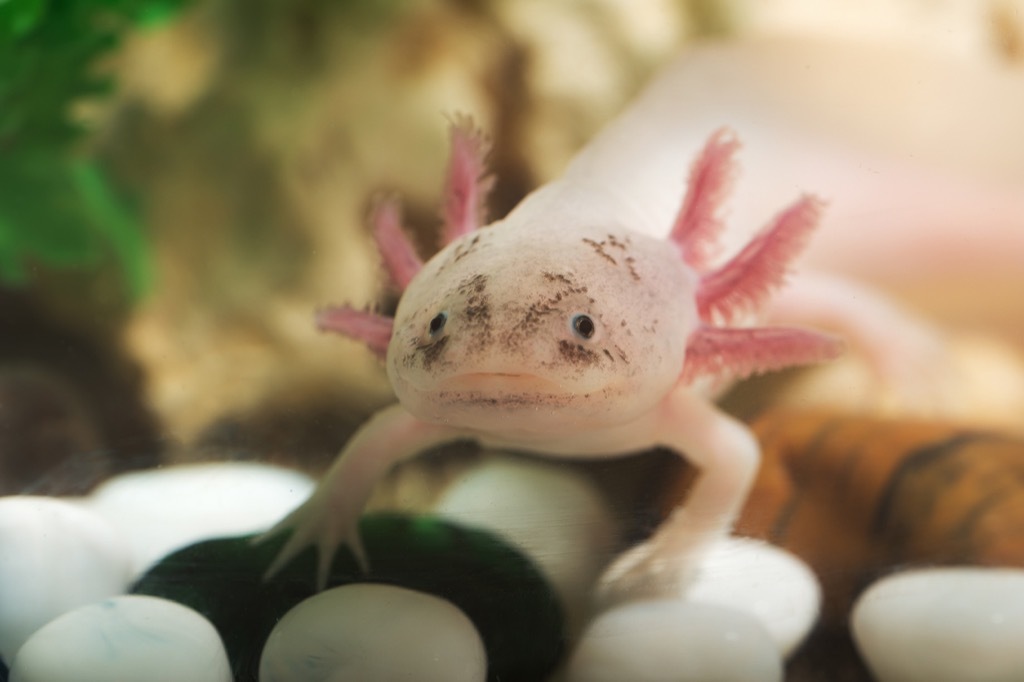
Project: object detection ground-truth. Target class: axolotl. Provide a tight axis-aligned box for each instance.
[263,94,844,605]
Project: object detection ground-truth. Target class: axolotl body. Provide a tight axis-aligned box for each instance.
[264,80,843,606]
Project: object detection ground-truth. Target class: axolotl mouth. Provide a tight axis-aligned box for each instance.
[424,371,603,410]
[434,372,568,402]
[415,370,635,439]
[402,371,630,435]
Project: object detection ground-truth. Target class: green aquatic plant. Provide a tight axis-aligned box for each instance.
[0,0,187,298]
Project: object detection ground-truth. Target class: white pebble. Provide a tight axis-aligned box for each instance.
[260,583,486,682]
[433,456,618,634]
[687,536,821,655]
[79,462,314,576]
[567,599,783,682]
[0,496,131,663]
[9,595,231,682]
[852,567,1024,682]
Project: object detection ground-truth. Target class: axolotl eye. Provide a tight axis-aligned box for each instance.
[571,314,596,340]
[428,311,448,337]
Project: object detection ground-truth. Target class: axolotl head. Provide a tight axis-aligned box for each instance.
[385,214,699,436]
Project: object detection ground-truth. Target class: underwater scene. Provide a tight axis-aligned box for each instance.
[1,1,1024,680]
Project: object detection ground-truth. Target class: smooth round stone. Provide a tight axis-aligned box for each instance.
[80,462,314,576]
[852,567,1024,682]
[0,496,131,663]
[567,599,783,682]
[260,583,486,682]
[9,595,230,682]
[433,456,618,633]
[687,536,821,655]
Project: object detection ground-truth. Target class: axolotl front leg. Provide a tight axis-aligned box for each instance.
[591,132,843,606]
[592,387,761,608]
[262,404,466,588]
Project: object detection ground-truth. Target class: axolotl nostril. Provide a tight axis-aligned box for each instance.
[261,103,843,607]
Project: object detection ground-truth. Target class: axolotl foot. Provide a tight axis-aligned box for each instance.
[256,485,369,590]
[253,405,458,589]
[593,533,705,612]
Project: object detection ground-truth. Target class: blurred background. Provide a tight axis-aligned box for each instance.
[1,0,1022,490]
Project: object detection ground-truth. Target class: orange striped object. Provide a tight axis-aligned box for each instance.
[663,410,1024,623]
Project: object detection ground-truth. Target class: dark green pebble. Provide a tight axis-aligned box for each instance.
[132,512,564,682]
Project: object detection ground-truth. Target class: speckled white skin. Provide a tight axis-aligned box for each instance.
[0,497,132,664]
[10,596,231,682]
[259,584,486,682]
[387,199,698,438]
[852,567,1024,682]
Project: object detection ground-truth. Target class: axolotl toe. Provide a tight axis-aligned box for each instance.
[261,108,842,606]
